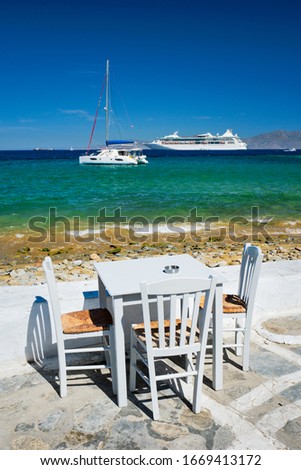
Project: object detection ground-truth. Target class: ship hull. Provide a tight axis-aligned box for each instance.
[147,142,247,151]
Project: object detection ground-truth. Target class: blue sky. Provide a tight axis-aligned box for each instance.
[1,0,300,149]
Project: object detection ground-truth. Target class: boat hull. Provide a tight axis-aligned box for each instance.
[79,156,138,165]
[79,148,139,165]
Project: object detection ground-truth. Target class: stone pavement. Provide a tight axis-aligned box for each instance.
[1,323,301,451]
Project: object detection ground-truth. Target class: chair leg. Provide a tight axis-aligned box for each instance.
[242,327,251,371]
[58,341,67,397]
[103,334,111,367]
[192,348,206,414]
[59,360,67,398]
[235,319,243,356]
[129,331,138,391]
[185,353,194,384]
[148,359,160,420]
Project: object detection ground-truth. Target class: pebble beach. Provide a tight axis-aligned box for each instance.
[2,225,301,286]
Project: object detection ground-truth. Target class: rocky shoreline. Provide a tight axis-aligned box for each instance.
[1,229,301,286]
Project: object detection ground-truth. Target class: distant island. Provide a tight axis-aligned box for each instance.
[245,130,301,149]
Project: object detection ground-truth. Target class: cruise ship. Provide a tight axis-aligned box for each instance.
[147,129,247,151]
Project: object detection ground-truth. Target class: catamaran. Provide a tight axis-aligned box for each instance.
[147,129,247,151]
[79,60,148,165]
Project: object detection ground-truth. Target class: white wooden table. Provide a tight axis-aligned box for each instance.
[95,254,225,407]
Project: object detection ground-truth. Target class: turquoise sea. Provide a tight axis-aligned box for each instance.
[0,150,301,235]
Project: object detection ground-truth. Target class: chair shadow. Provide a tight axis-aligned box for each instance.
[222,347,244,371]
[126,357,199,419]
[24,293,117,403]
[25,295,54,369]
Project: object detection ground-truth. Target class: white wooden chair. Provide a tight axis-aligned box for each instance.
[43,256,116,397]
[129,276,217,420]
[212,244,263,371]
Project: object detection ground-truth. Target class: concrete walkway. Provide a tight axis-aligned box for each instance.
[1,329,301,450]
[0,259,301,450]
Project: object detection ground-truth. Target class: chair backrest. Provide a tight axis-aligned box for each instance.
[140,276,217,354]
[238,244,263,311]
[42,256,63,340]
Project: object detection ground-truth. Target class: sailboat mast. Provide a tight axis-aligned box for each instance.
[105,59,109,145]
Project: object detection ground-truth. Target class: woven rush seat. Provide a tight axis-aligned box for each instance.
[200,293,246,313]
[222,294,246,313]
[133,319,185,347]
[61,308,113,334]
[133,319,181,331]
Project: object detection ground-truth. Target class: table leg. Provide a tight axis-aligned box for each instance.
[212,283,223,390]
[98,276,107,308]
[107,295,128,407]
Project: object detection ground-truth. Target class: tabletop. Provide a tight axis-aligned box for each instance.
[94,254,225,297]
